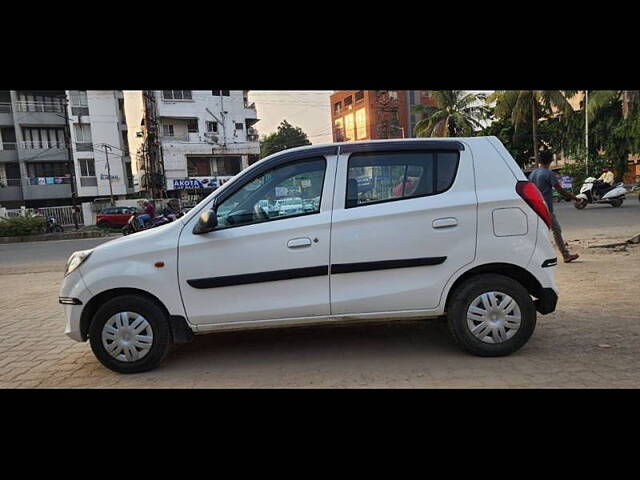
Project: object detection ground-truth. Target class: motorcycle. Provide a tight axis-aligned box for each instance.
[45,215,64,233]
[122,209,182,236]
[574,177,627,209]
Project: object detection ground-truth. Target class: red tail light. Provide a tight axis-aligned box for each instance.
[516,181,552,229]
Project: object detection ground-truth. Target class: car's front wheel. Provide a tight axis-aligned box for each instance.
[447,274,537,357]
[88,295,171,373]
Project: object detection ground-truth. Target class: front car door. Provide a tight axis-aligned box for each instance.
[178,148,337,327]
[329,141,477,315]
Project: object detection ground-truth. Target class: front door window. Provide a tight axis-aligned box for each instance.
[215,157,326,229]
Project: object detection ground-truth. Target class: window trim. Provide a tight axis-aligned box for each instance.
[344,149,460,209]
[212,156,328,232]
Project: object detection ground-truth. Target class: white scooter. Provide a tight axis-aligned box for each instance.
[575,177,627,209]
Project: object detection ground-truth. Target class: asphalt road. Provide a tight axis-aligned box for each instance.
[553,195,640,240]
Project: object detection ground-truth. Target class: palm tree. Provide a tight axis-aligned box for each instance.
[588,90,639,119]
[486,91,577,161]
[412,91,489,138]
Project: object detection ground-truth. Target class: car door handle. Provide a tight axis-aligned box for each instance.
[287,237,312,249]
[433,218,458,229]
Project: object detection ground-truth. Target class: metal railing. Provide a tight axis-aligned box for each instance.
[159,133,190,142]
[15,101,65,113]
[0,178,21,187]
[26,176,71,185]
[0,142,17,150]
[247,134,259,142]
[20,140,66,149]
[37,205,84,227]
[0,102,11,113]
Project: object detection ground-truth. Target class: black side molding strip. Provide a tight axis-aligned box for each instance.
[541,258,558,268]
[331,257,447,274]
[187,265,329,289]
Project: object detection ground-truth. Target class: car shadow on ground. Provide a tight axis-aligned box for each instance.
[165,318,459,369]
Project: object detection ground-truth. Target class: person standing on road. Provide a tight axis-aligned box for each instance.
[529,150,580,263]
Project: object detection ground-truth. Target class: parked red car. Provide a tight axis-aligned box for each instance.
[96,206,136,228]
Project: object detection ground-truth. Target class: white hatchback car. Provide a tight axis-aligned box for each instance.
[60,137,559,373]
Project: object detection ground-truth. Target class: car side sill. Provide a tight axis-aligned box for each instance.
[192,309,442,334]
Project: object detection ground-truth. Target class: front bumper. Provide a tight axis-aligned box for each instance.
[535,288,558,315]
[59,270,92,342]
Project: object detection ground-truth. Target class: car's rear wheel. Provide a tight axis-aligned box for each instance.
[447,274,537,357]
[89,295,171,373]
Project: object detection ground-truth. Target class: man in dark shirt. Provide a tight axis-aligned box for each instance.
[529,150,580,263]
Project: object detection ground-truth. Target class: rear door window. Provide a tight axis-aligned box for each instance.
[346,151,459,208]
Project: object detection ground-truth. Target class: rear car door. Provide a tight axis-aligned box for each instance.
[329,141,477,314]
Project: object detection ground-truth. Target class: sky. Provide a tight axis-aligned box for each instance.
[248,91,494,145]
[248,91,334,144]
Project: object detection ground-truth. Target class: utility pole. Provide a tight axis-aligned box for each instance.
[62,94,79,230]
[103,144,115,205]
[585,90,589,176]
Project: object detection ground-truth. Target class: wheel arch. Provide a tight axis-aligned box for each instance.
[444,262,545,312]
[79,288,171,342]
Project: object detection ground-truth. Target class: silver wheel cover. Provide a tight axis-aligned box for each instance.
[102,312,154,362]
[466,292,521,344]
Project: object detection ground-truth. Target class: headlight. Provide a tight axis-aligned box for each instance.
[65,249,93,277]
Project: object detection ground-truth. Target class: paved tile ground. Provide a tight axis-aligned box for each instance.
[0,227,638,388]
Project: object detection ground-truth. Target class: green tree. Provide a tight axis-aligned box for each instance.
[412,91,489,137]
[486,91,578,161]
[260,120,311,158]
[583,90,640,181]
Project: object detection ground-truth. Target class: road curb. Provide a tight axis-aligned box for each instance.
[0,231,115,244]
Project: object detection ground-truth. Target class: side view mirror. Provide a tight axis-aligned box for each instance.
[193,208,218,234]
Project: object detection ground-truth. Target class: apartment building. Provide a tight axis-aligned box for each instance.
[125,90,260,203]
[330,90,435,143]
[0,90,134,208]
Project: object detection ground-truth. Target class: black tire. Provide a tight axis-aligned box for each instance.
[88,295,171,373]
[447,274,537,357]
[574,200,587,210]
[611,198,623,208]
[54,225,64,233]
[122,225,132,236]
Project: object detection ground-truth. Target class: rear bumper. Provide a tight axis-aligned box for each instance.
[535,288,558,315]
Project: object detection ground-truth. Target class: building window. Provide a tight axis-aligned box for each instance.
[355,90,364,103]
[212,90,220,96]
[344,96,353,110]
[334,118,344,142]
[355,108,367,140]
[206,121,218,133]
[214,156,242,176]
[70,91,88,107]
[162,124,174,137]
[344,113,355,141]
[22,127,65,149]
[235,123,244,130]
[27,162,71,178]
[187,157,212,177]
[187,119,199,133]
[162,90,193,101]
[79,158,96,177]
[334,101,342,114]
[74,124,92,143]
[222,90,230,96]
